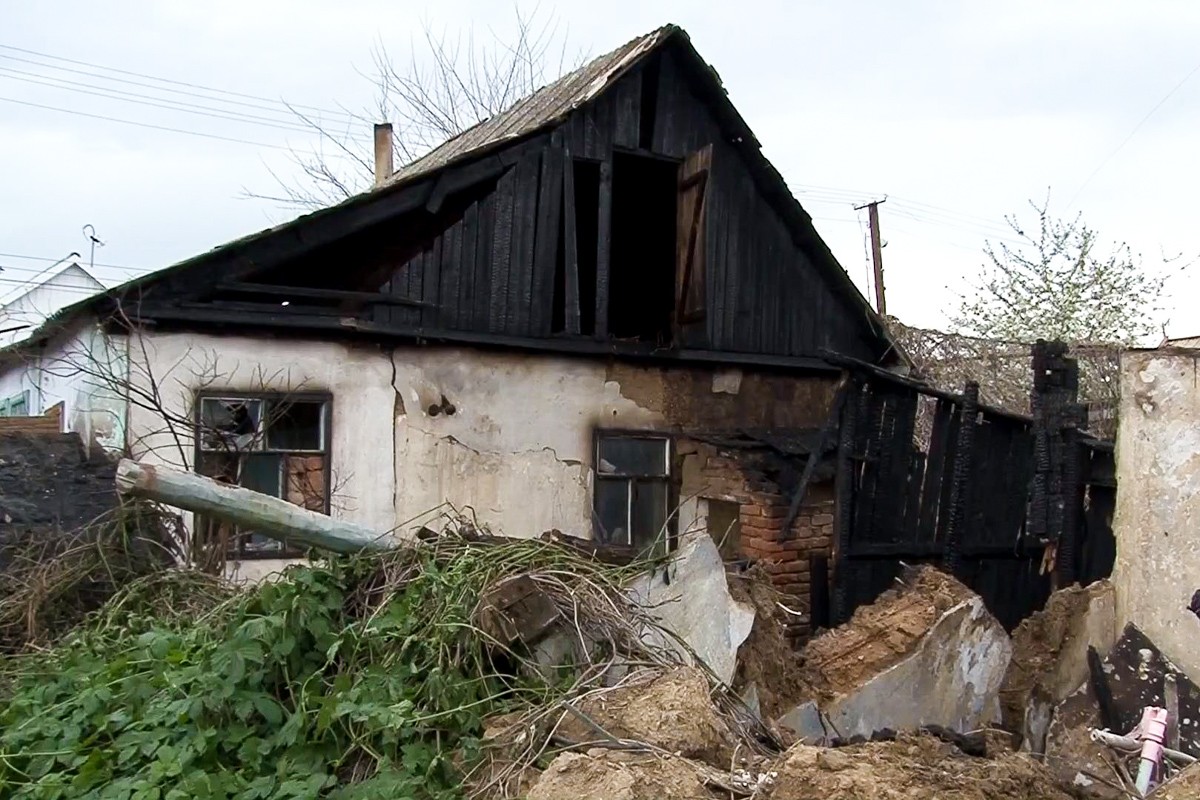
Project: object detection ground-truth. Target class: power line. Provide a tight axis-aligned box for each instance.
[1067,55,1200,209]
[0,252,145,272]
[0,43,357,122]
[0,65,364,139]
[0,52,361,128]
[0,69,340,138]
[0,95,366,157]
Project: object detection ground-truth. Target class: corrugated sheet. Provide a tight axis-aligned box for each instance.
[387,26,677,185]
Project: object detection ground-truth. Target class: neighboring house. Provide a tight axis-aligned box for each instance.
[0,262,111,435]
[0,25,903,594]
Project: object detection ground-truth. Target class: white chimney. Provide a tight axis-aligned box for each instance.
[373,123,393,187]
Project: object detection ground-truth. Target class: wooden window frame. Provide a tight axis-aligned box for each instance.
[193,390,333,560]
[592,431,674,555]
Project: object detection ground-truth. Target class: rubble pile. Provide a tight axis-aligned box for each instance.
[6,505,1200,798]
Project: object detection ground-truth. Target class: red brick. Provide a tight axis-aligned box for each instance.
[810,513,834,526]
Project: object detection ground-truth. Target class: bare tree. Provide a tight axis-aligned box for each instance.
[250,6,582,210]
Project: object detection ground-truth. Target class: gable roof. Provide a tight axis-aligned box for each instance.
[4,24,906,368]
[0,261,103,308]
[388,27,673,186]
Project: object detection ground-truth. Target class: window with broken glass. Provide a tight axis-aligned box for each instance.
[593,433,671,557]
[194,393,331,559]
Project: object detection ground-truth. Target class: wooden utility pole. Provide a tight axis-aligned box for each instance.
[855,198,887,316]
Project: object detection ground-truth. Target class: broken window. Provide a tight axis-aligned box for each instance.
[593,433,671,556]
[196,394,330,559]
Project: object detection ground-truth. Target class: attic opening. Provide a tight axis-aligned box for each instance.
[609,151,677,343]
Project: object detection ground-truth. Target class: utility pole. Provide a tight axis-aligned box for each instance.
[854,198,887,317]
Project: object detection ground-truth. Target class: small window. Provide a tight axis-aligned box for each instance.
[0,391,29,417]
[593,433,671,556]
[195,393,330,560]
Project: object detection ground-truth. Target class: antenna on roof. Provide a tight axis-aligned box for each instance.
[82,224,104,272]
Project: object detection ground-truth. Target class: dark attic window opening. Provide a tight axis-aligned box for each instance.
[608,151,677,343]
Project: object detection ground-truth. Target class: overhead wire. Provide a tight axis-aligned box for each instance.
[0,65,366,138]
[0,43,357,122]
[0,96,370,159]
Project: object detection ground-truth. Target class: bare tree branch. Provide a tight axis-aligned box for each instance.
[244,5,584,210]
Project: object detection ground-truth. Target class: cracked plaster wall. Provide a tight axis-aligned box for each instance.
[126,332,397,580]
[127,332,837,561]
[389,347,660,537]
[1112,349,1200,680]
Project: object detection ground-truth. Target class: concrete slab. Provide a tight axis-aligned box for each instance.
[626,532,755,685]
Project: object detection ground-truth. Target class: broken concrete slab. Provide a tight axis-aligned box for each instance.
[777,700,824,744]
[626,532,755,685]
[1000,579,1118,753]
[777,566,1011,739]
[1045,623,1200,794]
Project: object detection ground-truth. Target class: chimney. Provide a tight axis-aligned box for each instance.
[373,123,393,187]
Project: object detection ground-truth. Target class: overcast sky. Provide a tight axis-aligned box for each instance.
[3,1,1198,337]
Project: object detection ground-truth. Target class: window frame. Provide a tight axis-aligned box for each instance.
[0,390,30,417]
[592,431,674,555]
[193,390,333,560]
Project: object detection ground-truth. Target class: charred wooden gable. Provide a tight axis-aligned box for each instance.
[120,28,893,367]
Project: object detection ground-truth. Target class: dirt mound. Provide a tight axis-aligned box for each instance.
[527,751,715,800]
[1155,763,1200,799]
[761,734,1076,800]
[1000,579,1114,734]
[556,667,736,768]
[794,566,974,701]
[728,566,806,719]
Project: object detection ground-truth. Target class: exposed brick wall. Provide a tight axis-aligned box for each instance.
[682,440,835,635]
[0,403,62,436]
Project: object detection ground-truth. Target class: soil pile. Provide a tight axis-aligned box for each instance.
[1155,763,1200,800]
[762,734,1077,800]
[727,565,807,719]
[527,751,714,800]
[794,566,974,702]
[556,667,736,767]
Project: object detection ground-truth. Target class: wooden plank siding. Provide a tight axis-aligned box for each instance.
[360,56,881,361]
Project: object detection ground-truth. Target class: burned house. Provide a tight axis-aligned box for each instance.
[0,25,902,598]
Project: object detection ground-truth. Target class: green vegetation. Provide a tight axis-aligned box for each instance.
[0,535,654,800]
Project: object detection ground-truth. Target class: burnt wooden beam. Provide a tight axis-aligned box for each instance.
[818,349,1032,426]
[488,167,517,332]
[832,376,861,625]
[128,304,840,372]
[942,381,980,575]
[594,159,612,339]
[216,282,432,307]
[562,148,581,335]
[782,377,849,539]
[531,144,565,336]
[425,154,506,214]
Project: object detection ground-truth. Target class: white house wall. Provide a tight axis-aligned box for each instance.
[1111,349,1200,680]
[0,321,127,449]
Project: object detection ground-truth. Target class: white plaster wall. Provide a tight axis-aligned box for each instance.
[0,320,126,447]
[0,265,103,348]
[390,347,660,538]
[127,332,398,536]
[1112,350,1200,680]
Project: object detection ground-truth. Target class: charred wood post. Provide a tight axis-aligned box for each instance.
[1029,340,1089,584]
[942,381,979,575]
[832,378,862,625]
